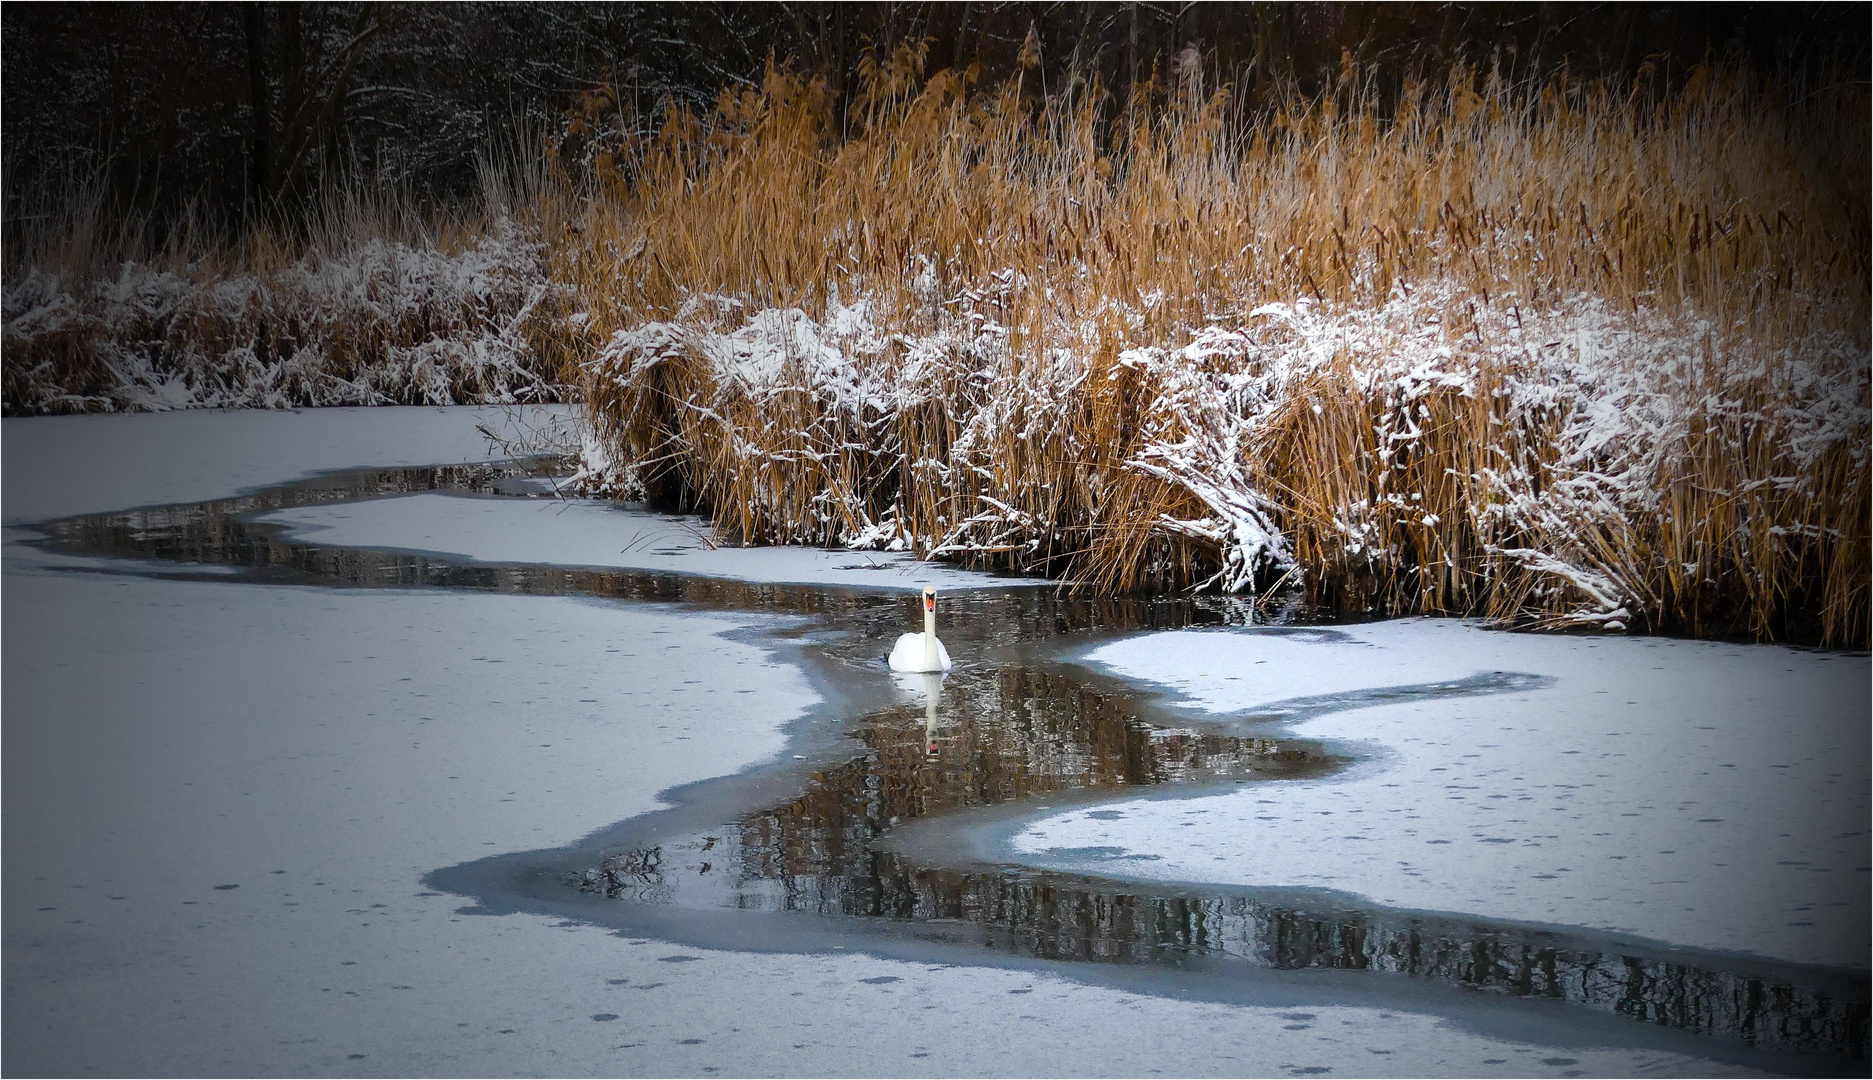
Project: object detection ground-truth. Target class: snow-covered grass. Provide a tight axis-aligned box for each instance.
[1006,620,1870,969]
[578,284,1867,643]
[2,177,569,414]
[561,57,1868,645]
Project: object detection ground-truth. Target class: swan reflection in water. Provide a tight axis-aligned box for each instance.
[893,670,948,761]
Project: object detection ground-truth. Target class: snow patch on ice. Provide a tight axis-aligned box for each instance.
[1023,620,1871,967]
[257,492,1044,592]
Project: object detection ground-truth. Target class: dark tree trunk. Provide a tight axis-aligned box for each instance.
[1128,1,1139,88]
[242,2,273,211]
[952,1,971,72]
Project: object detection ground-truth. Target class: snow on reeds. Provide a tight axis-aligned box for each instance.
[563,53,1869,645]
[3,179,563,413]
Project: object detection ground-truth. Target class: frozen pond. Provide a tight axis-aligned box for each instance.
[3,407,1866,1075]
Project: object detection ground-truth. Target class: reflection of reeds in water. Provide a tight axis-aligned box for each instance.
[750,667,1308,868]
[585,664,1317,918]
[582,832,1868,1058]
[910,875,1867,1058]
[576,668,1867,1059]
[563,51,1868,645]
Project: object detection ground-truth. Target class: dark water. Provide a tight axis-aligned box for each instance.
[24,461,1870,1066]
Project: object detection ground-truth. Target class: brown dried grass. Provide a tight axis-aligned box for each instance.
[557,52,1868,645]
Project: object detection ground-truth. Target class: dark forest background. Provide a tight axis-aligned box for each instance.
[5,2,1868,229]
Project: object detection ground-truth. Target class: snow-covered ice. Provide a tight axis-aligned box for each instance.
[0,408,1797,1074]
[2,404,569,524]
[256,491,1047,591]
[0,571,811,1073]
[2,574,1767,1078]
[1011,620,1870,968]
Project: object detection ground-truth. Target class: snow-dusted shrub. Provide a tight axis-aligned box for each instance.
[2,218,563,413]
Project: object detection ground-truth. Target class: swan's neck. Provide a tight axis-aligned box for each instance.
[923,605,938,666]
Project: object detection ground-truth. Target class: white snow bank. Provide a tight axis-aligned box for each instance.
[256,491,1046,591]
[1015,620,1870,968]
[2,404,569,524]
[2,573,1760,1077]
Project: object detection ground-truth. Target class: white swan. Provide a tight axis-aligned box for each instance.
[888,586,953,672]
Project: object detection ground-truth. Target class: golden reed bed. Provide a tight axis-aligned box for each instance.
[553,52,1867,645]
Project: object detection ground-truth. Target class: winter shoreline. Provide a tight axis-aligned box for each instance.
[7,64,1868,648]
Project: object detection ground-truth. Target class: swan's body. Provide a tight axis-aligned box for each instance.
[888,587,953,672]
[888,631,950,672]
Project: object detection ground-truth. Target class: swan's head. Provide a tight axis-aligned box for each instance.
[922,586,936,613]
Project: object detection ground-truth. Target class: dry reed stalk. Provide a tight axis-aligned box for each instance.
[466,55,1872,644]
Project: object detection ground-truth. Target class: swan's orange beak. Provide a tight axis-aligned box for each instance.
[923,590,936,612]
